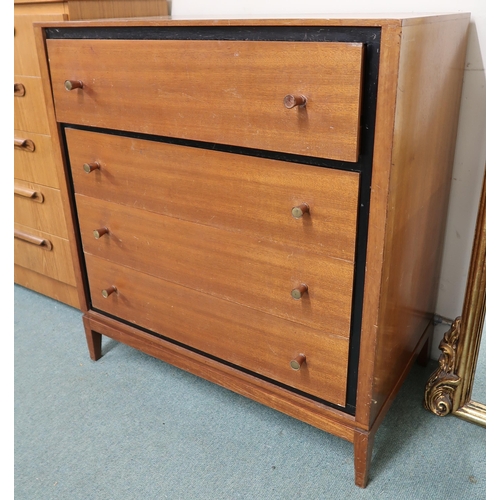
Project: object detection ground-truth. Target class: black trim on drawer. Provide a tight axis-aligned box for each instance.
[93,305,358,415]
[45,25,378,44]
[62,123,361,172]
[54,25,381,415]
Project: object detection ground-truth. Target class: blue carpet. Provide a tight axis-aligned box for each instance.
[14,284,486,499]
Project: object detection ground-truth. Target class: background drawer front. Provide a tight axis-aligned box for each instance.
[14,180,69,238]
[49,39,364,162]
[66,129,360,262]
[77,194,355,337]
[14,264,80,309]
[14,131,60,188]
[14,76,51,134]
[14,13,66,78]
[14,223,76,286]
[86,254,350,407]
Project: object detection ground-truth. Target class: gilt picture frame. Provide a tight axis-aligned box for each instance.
[424,172,486,427]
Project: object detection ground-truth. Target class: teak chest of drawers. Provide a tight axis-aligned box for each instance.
[35,14,469,487]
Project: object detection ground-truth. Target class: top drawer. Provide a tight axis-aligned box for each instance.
[47,39,364,162]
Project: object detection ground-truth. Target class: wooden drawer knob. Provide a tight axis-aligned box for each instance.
[291,284,308,300]
[291,203,310,219]
[83,162,100,173]
[284,94,307,109]
[101,286,117,298]
[14,83,26,97]
[65,80,84,91]
[14,138,36,153]
[93,227,109,239]
[290,354,306,371]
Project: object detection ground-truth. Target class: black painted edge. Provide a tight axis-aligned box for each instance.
[52,24,382,416]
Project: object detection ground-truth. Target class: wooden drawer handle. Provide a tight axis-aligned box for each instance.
[101,286,117,298]
[284,94,307,109]
[14,83,26,97]
[291,284,308,300]
[14,138,36,153]
[64,80,84,91]
[83,162,100,173]
[14,229,52,250]
[290,354,306,371]
[291,203,310,219]
[93,227,109,239]
[14,185,44,203]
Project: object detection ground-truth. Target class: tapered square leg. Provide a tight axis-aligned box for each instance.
[83,314,102,361]
[354,431,374,488]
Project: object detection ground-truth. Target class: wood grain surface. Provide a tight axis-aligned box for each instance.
[14,179,69,238]
[14,264,80,308]
[77,194,355,336]
[14,10,66,77]
[67,0,168,20]
[358,17,471,428]
[14,76,51,134]
[48,39,364,161]
[66,128,360,262]
[14,222,76,286]
[14,131,60,188]
[86,254,350,406]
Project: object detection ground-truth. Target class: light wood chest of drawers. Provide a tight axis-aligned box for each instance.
[14,0,78,306]
[35,14,469,486]
[14,0,168,306]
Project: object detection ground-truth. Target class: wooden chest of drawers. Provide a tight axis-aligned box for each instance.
[35,14,469,486]
[14,0,78,306]
[14,0,168,306]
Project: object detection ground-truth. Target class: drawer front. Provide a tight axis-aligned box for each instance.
[77,194,355,337]
[86,254,350,406]
[66,128,360,262]
[48,39,364,162]
[14,223,76,286]
[14,130,60,188]
[14,76,51,134]
[14,13,66,78]
[14,264,80,309]
[14,179,69,238]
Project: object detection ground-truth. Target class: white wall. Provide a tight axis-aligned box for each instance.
[172,1,487,360]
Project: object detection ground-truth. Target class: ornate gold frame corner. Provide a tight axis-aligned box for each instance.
[424,173,486,427]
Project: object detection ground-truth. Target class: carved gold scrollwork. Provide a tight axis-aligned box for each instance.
[424,172,485,426]
[424,318,462,416]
